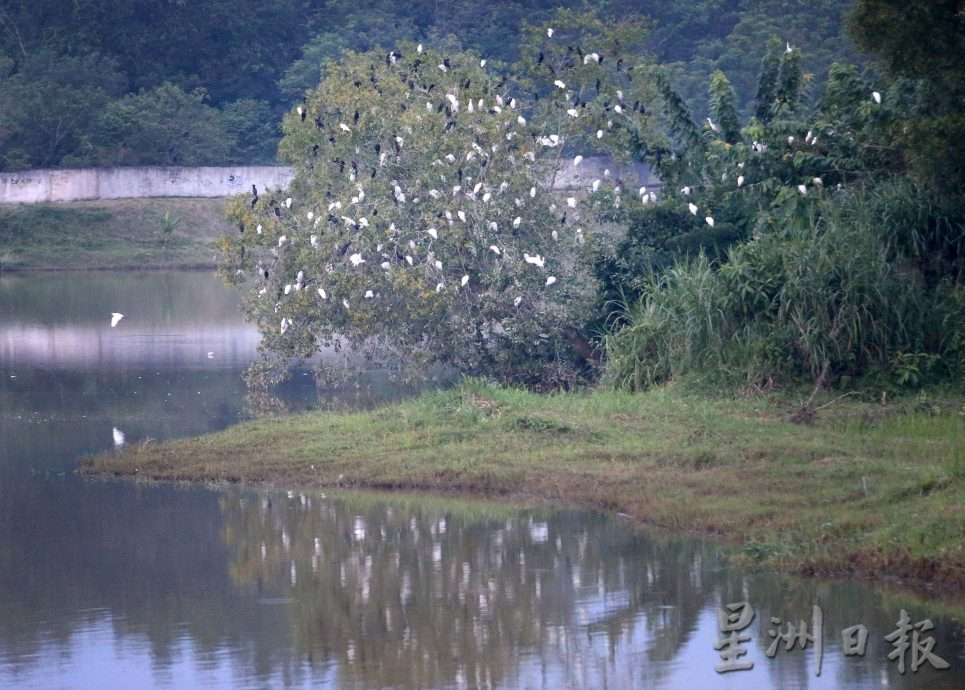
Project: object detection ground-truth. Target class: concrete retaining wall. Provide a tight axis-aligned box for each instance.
[0,158,658,204]
[0,166,295,204]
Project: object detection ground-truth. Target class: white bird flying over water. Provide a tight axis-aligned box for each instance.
[110,312,124,327]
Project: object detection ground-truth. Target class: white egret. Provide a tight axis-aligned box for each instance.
[567,108,579,117]
[349,253,365,266]
[813,177,824,187]
[364,290,374,299]
[798,184,807,195]
[489,245,501,254]
[436,282,445,292]
[427,228,438,239]
[380,261,391,270]
[596,129,603,139]
[737,175,745,187]
[405,255,414,265]
[318,288,327,299]
[110,312,124,328]
[112,427,125,448]
[553,79,566,89]
[547,27,553,37]
[872,91,881,104]
[681,186,691,196]
[530,186,536,198]
[573,155,583,166]
[566,197,576,208]
[461,275,469,286]
[688,203,698,216]
[514,296,523,307]
[285,198,292,208]
[545,276,556,286]
[458,210,467,222]
[434,259,443,270]
[342,299,350,309]
[523,253,546,268]
[513,216,522,228]
[593,180,601,192]
[488,221,498,231]
[705,216,715,227]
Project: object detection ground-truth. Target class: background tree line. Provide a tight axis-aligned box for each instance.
[0,0,857,171]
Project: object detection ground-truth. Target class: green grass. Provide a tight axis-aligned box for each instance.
[81,380,965,590]
[0,198,234,270]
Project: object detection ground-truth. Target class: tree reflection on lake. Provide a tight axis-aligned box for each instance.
[218,490,963,689]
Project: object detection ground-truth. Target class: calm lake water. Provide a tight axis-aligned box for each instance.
[0,270,961,689]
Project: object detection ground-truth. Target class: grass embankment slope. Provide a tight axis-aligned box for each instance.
[0,198,233,270]
[82,380,965,589]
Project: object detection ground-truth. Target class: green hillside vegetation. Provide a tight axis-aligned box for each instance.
[0,0,857,171]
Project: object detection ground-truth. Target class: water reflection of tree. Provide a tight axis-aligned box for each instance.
[219,491,728,689]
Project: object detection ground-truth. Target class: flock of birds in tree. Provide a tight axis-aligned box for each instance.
[177,34,885,340]
[236,28,659,338]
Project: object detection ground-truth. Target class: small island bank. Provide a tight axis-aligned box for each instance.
[81,380,965,592]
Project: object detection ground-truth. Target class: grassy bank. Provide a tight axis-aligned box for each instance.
[0,198,233,270]
[81,380,965,589]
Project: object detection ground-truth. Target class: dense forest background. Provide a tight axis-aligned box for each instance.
[0,0,858,171]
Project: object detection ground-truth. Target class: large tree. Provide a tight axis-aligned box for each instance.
[221,8,655,387]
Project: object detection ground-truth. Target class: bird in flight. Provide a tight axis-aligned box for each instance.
[110,313,124,327]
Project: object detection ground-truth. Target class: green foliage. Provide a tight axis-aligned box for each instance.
[849,0,965,192]
[0,49,125,168]
[0,1,861,171]
[159,210,182,235]
[222,42,625,388]
[605,188,962,389]
[601,38,964,390]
